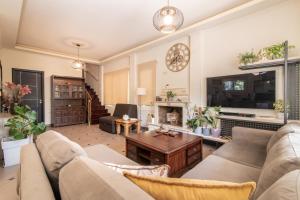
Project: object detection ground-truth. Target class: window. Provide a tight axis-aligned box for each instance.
[138,61,156,105]
[104,68,129,105]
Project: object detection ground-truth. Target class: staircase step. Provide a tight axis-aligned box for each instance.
[85,83,109,124]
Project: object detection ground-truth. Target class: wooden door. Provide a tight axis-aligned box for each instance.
[12,69,44,122]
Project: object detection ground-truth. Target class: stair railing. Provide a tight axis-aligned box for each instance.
[86,91,92,126]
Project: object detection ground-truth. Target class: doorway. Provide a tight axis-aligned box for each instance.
[12,68,45,122]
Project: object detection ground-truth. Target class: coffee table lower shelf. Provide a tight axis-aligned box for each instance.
[126,137,203,177]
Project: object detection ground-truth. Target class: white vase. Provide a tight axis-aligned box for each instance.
[202,127,211,136]
[276,112,284,120]
[1,136,32,167]
[211,128,221,138]
[194,127,202,134]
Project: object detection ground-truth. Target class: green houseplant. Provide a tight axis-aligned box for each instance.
[186,115,205,133]
[166,90,176,102]
[2,105,46,167]
[273,99,289,120]
[262,42,295,60]
[204,107,221,137]
[238,51,259,65]
[5,105,46,140]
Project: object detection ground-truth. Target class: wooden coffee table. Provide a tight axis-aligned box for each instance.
[115,119,141,136]
[126,131,203,177]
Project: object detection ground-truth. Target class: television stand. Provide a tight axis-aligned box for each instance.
[220,115,284,136]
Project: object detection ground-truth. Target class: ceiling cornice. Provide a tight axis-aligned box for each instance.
[99,0,284,63]
[15,44,100,64]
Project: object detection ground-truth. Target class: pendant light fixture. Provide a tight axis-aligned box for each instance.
[71,43,85,70]
[153,0,184,34]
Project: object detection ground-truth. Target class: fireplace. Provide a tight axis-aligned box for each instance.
[158,106,183,127]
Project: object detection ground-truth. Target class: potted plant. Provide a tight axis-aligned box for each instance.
[273,100,288,120]
[261,42,295,60]
[2,82,31,114]
[186,115,205,134]
[238,51,259,65]
[204,107,221,137]
[166,90,176,102]
[2,105,46,167]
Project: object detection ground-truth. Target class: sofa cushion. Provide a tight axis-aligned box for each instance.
[254,134,300,198]
[267,127,295,152]
[257,170,300,200]
[84,144,138,165]
[124,172,256,200]
[267,122,300,152]
[182,155,261,183]
[59,156,154,200]
[213,141,266,169]
[36,130,87,198]
[19,144,55,200]
[104,163,170,177]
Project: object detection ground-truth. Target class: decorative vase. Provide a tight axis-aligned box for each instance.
[194,127,202,134]
[211,128,221,138]
[202,127,210,136]
[276,112,284,120]
[276,112,289,120]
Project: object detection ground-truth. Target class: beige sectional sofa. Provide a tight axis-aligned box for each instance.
[18,123,300,200]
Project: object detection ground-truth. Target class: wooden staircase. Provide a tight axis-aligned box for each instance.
[85,84,110,124]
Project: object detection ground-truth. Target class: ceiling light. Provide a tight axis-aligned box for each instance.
[71,43,85,70]
[153,0,184,34]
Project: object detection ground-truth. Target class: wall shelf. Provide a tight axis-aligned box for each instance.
[239,57,300,70]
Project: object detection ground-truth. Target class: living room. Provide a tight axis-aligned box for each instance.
[0,0,300,199]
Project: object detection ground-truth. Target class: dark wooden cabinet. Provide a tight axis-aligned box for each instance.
[51,76,86,127]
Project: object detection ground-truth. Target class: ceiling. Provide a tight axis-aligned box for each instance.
[0,0,281,61]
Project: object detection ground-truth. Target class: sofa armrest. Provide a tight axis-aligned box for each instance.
[232,126,275,146]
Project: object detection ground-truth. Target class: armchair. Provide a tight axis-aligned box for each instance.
[99,104,137,134]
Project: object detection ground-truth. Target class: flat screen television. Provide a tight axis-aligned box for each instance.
[207,71,275,109]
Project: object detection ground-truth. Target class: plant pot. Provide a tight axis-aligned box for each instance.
[1,135,32,167]
[276,112,285,120]
[211,128,221,138]
[202,127,211,136]
[194,127,202,134]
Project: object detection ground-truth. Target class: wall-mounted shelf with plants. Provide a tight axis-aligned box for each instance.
[238,42,299,69]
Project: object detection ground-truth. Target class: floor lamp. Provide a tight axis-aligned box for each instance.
[137,88,146,121]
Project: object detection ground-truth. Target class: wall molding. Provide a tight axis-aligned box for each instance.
[15,44,100,64]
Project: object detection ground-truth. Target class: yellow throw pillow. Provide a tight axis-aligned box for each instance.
[124,172,256,200]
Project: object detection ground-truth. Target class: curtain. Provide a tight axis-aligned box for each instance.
[104,68,129,105]
[287,62,300,120]
[138,61,156,105]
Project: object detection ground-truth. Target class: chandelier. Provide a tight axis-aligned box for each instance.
[71,43,85,70]
[153,0,184,34]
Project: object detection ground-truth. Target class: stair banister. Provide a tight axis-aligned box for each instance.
[86,91,92,126]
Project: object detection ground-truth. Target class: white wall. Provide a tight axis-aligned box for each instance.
[102,0,300,117]
[0,48,82,125]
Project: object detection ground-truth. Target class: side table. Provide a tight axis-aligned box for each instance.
[115,119,141,136]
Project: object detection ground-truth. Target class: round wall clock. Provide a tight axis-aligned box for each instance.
[165,43,190,72]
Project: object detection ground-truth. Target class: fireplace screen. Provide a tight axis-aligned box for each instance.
[158,106,183,127]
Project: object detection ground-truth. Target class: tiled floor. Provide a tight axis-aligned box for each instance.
[0,124,217,199]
